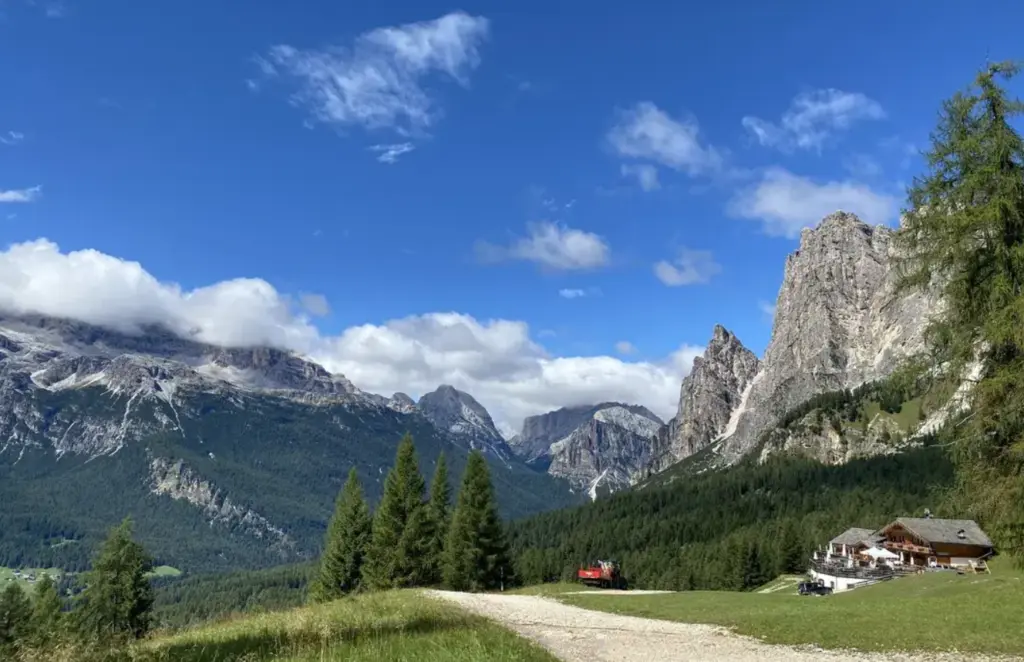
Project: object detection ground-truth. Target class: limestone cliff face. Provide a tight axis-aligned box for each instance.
[717,211,940,462]
[654,325,760,470]
[507,403,663,498]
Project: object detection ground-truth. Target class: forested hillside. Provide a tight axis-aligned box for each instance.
[509,445,953,590]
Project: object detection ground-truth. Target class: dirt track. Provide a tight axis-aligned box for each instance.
[427,590,1001,662]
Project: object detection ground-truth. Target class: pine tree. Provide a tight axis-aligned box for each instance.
[896,61,1024,561]
[29,574,65,648]
[0,582,32,654]
[309,468,372,603]
[776,520,806,575]
[442,450,511,591]
[76,517,155,640]
[363,434,428,590]
[423,453,452,585]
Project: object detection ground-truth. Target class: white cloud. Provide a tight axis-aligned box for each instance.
[758,300,776,322]
[653,248,722,286]
[615,341,637,355]
[608,102,722,175]
[0,131,25,146]
[742,89,885,151]
[298,293,331,317]
[477,222,610,271]
[558,287,601,299]
[0,186,42,203]
[261,12,488,138]
[727,167,897,238]
[369,142,415,163]
[0,238,702,428]
[620,164,660,191]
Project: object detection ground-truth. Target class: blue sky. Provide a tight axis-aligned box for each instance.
[1,0,1021,429]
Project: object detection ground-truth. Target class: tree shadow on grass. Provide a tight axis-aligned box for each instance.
[149,616,465,662]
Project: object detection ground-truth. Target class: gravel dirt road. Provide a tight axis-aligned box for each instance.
[427,590,1004,662]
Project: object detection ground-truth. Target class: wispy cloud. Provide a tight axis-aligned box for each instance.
[477,222,611,271]
[0,186,42,203]
[653,248,721,286]
[727,167,897,237]
[608,102,722,175]
[298,293,330,317]
[620,163,660,191]
[615,341,637,355]
[259,12,489,140]
[0,131,25,146]
[742,89,885,152]
[842,153,882,178]
[758,300,776,322]
[558,287,602,299]
[369,142,415,163]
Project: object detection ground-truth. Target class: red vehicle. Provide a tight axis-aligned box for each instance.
[577,560,627,589]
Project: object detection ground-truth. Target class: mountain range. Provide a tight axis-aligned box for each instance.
[0,210,970,576]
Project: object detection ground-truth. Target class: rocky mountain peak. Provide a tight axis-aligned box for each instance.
[653,325,760,470]
[415,385,511,458]
[715,210,939,462]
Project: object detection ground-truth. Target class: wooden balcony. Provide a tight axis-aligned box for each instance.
[884,541,932,555]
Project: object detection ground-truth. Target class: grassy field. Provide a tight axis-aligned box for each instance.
[147,566,182,578]
[755,574,804,594]
[23,590,555,662]
[562,561,1024,655]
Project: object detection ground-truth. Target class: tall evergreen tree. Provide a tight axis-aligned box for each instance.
[442,450,511,591]
[76,517,155,640]
[776,520,806,575]
[423,453,452,585]
[896,61,1024,560]
[363,434,428,590]
[0,583,32,654]
[309,467,372,603]
[29,574,65,648]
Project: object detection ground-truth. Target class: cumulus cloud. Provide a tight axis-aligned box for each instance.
[0,239,702,428]
[653,248,722,286]
[0,186,42,203]
[369,142,415,163]
[608,102,722,175]
[298,293,331,317]
[620,163,660,191]
[742,89,885,152]
[260,12,488,138]
[476,222,611,271]
[0,131,25,146]
[615,341,637,355]
[727,167,897,238]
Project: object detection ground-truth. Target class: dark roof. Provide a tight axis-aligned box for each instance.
[829,527,876,546]
[891,518,993,547]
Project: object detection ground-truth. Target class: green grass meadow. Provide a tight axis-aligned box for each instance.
[16,591,554,662]
[561,560,1024,655]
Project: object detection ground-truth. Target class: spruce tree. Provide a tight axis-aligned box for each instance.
[442,450,510,591]
[29,574,65,648]
[0,582,32,654]
[363,434,428,590]
[423,453,452,585]
[76,517,155,640]
[896,61,1024,560]
[309,467,372,602]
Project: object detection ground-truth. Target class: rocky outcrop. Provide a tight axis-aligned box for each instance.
[149,457,296,556]
[653,326,759,470]
[416,385,513,459]
[508,403,663,498]
[716,212,940,463]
